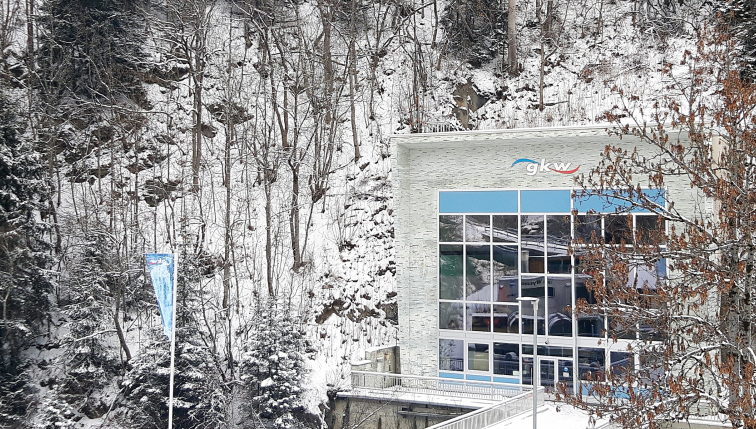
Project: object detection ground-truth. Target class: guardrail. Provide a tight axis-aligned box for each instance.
[351,371,534,402]
[425,387,545,429]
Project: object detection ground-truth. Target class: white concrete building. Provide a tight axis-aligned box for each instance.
[391,125,696,394]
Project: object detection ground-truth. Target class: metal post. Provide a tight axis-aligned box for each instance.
[518,297,540,429]
[532,299,539,429]
[168,253,178,429]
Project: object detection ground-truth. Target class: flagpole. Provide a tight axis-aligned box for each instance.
[167,253,178,429]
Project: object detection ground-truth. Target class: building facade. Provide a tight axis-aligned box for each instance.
[391,126,696,393]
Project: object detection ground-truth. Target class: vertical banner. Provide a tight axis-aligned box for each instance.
[146,253,175,339]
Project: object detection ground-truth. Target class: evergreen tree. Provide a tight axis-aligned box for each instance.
[0,92,52,425]
[239,307,313,428]
[33,229,127,427]
[121,329,228,429]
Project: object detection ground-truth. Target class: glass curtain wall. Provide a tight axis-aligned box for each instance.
[437,189,666,390]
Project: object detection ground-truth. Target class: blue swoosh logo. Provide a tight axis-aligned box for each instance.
[511,158,538,167]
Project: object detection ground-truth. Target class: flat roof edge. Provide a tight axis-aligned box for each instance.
[391,124,616,145]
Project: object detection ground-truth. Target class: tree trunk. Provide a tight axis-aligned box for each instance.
[113,282,132,363]
[348,0,360,162]
[507,0,517,75]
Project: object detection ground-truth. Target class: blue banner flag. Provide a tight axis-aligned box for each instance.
[146,254,175,339]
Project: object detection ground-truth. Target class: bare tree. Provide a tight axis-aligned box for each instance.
[566,33,756,428]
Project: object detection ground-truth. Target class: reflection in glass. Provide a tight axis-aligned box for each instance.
[547,278,573,337]
[493,304,519,333]
[521,215,545,273]
[541,359,555,389]
[468,343,490,371]
[493,245,519,302]
[605,214,632,245]
[576,277,604,337]
[465,215,490,242]
[632,259,666,341]
[439,339,464,371]
[439,245,464,300]
[439,215,464,242]
[610,351,633,376]
[523,345,572,358]
[608,316,636,340]
[494,343,520,376]
[558,359,574,393]
[466,245,491,301]
[439,302,463,330]
[635,215,665,244]
[547,215,571,274]
[574,214,602,244]
[522,357,534,385]
[466,303,491,332]
[578,348,606,381]
[493,215,518,242]
[520,276,546,335]
[630,259,667,291]
[640,349,666,385]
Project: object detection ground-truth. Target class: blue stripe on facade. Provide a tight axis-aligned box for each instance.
[492,376,519,384]
[438,372,465,380]
[574,189,666,213]
[465,374,492,381]
[520,190,571,213]
[439,191,518,213]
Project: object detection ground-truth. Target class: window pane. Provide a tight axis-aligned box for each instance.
[608,316,637,340]
[523,345,573,358]
[467,303,491,332]
[494,343,520,376]
[605,214,632,245]
[630,259,667,291]
[635,215,665,245]
[575,214,602,244]
[547,215,571,274]
[439,215,463,242]
[493,245,519,302]
[521,215,545,273]
[547,278,572,337]
[439,339,464,371]
[578,348,605,381]
[466,245,491,301]
[522,357,534,385]
[610,351,633,376]
[493,304,519,333]
[576,277,604,337]
[640,349,666,386]
[439,302,463,330]
[520,276,545,335]
[558,360,574,394]
[468,343,490,371]
[465,215,490,242]
[493,215,518,242]
[439,245,464,300]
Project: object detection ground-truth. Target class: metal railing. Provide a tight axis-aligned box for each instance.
[419,121,462,133]
[426,387,545,429]
[350,371,534,402]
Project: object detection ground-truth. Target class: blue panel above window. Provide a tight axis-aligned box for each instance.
[520,190,571,213]
[439,191,518,213]
[574,189,666,213]
[439,372,465,380]
[493,376,519,384]
[466,374,492,381]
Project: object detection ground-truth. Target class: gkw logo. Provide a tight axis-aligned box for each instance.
[511,158,580,176]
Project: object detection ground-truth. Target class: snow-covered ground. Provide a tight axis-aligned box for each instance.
[490,403,610,429]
